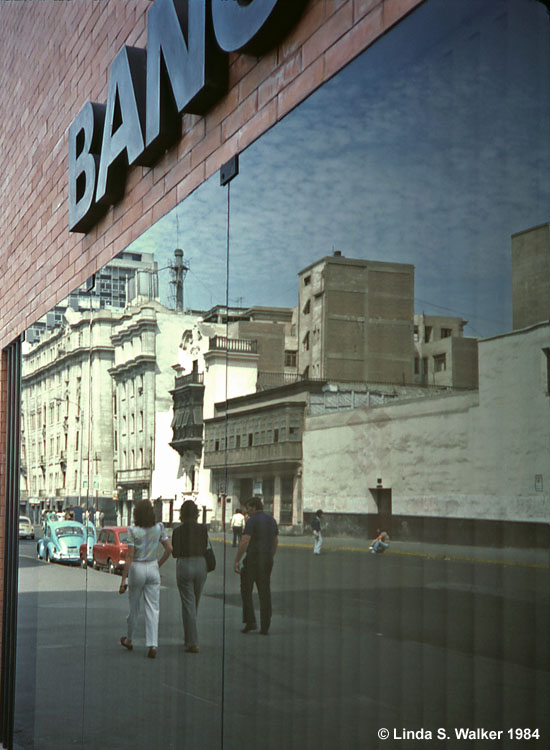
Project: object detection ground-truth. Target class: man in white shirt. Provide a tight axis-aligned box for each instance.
[230,508,246,547]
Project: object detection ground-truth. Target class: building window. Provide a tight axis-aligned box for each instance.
[434,353,447,372]
[303,332,310,351]
[424,326,433,343]
[441,328,452,338]
[285,350,297,367]
[303,275,311,286]
[302,300,310,314]
[414,357,420,374]
[413,326,419,342]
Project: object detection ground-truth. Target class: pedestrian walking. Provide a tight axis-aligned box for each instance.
[369,528,390,554]
[230,508,246,547]
[172,500,209,654]
[311,509,323,554]
[234,496,278,635]
[119,499,172,659]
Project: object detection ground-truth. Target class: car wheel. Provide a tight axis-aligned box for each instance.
[108,559,116,574]
[93,558,99,571]
[45,550,51,563]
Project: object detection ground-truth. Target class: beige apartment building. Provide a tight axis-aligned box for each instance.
[413,314,478,389]
[297,253,416,383]
[512,222,550,330]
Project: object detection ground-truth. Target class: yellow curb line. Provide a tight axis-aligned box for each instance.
[209,537,550,570]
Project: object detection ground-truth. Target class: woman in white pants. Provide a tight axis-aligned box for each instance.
[119,500,172,659]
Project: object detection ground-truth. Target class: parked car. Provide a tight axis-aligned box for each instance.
[79,523,98,568]
[19,515,35,540]
[93,527,129,574]
[37,519,87,564]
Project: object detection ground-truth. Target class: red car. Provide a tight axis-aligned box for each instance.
[92,527,130,574]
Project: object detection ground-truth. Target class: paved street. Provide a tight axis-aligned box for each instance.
[15,536,549,750]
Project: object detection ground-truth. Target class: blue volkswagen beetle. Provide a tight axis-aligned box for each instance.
[37,519,87,564]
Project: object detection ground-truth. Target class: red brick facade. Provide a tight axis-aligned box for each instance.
[0,0,423,707]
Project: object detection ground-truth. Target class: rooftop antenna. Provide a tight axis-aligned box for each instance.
[170,249,189,311]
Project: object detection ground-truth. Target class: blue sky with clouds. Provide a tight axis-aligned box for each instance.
[127,0,550,338]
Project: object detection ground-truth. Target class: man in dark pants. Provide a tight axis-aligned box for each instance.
[234,496,278,635]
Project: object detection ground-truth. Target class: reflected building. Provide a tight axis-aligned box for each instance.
[413,314,478,389]
[20,308,118,522]
[170,307,297,524]
[26,251,157,344]
[109,300,203,525]
[298,254,416,382]
[20,261,197,526]
[512,223,550,330]
[195,253,480,532]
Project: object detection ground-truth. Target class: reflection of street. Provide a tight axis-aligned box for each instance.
[15,540,550,750]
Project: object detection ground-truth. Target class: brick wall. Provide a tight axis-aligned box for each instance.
[0,0,424,350]
[0,0,424,710]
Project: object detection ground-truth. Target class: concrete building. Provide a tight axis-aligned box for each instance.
[297,254,415,383]
[21,307,118,522]
[512,223,550,330]
[170,307,299,524]
[204,381,328,532]
[109,300,202,525]
[413,314,478,389]
[26,251,157,344]
[301,320,550,547]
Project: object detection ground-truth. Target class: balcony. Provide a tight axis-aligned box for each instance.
[204,441,301,470]
[170,424,203,457]
[174,371,204,389]
[209,336,257,354]
[116,467,152,487]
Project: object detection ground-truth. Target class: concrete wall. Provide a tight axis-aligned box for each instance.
[303,322,550,536]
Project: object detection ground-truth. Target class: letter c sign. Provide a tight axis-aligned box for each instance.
[211,0,305,54]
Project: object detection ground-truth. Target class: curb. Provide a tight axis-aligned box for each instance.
[209,536,550,570]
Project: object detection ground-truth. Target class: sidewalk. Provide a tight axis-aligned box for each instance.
[210,533,550,569]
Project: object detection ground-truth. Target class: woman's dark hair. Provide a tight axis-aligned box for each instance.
[133,499,156,528]
[180,500,199,522]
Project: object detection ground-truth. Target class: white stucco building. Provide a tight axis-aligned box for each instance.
[302,320,550,544]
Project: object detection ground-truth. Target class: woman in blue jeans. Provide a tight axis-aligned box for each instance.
[119,500,172,659]
[171,500,209,653]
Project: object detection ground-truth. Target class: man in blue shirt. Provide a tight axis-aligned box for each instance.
[234,496,278,635]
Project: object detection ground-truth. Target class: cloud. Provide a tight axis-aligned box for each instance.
[124,0,550,338]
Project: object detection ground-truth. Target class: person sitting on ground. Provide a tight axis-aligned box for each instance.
[370,529,390,554]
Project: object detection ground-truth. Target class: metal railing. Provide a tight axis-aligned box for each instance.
[209,336,257,354]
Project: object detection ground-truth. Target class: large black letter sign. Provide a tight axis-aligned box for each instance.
[144,0,226,164]
[96,46,147,206]
[211,0,307,54]
[68,0,304,233]
[68,102,106,233]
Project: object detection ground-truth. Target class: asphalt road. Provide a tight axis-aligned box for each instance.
[14,537,550,750]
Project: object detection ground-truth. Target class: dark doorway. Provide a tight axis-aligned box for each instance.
[375,488,392,535]
[240,478,253,504]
